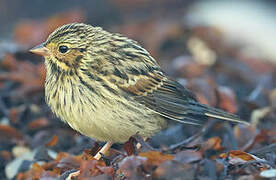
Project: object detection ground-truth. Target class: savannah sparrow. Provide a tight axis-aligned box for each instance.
[30,23,248,159]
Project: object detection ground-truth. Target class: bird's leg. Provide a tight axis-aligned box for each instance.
[66,142,113,180]
[94,141,113,160]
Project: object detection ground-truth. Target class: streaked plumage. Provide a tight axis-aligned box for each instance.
[30,23,248,143]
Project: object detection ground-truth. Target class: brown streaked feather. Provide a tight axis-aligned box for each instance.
[119,72,164,95]
[117,71,248,125]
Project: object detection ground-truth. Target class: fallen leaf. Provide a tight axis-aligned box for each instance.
[28,117,49,130]
[30,163,45,179]
[40,171,59,179]
[153,161,195,179]
[187,77,217,106]
[174,150,202,164]
[219,150,268,168]
[123,137,136,156]
[203,137,222,151]
[9,108,20,124]
[0,150,12,161]
[78,159,113,178]
[234,124,258,149]
[56,155,81,171]
[0,56,46,96]
[118,155,147,178]
[0,125,22,140]
[216,86,237,114]
[0,54,17,70]
[139,151,174,166]
[45,135,58,147]
[84,142,101,157]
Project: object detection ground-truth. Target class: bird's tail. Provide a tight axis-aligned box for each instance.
[197,103,250,125]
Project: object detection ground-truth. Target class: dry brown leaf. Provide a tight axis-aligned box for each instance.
[17,163,45,180]
[219,150,270,172]
[187,77,217,106]
[56,155,81,171]
[0,55,46,95]
[45,135,58,147]
[174,150,202,164]
[9,108,20,124]
[28,117,49,130]
[0,125,22,140]
[234,124,258,149]
[139,151,174,166]
[216,86,237,114]
[240,129,270,152]
[79,159,112,178]
[0,54,17,70]
[39,171,59,179]
[220,150,256,162]
[204,137,222,151]
[153,161,195,179]
[118,155,147,178]
[123,137,136,156]
[0,150,12,161]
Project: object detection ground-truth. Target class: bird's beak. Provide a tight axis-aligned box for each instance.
[29,43,50,56]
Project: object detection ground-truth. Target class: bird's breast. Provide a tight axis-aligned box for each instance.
[44,70,166,142]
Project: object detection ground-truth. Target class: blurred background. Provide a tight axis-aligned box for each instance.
[0,0,276,179]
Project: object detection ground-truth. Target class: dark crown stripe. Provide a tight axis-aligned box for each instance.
[47,30,80,43]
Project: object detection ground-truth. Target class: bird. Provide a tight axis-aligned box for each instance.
[30,23,248,160]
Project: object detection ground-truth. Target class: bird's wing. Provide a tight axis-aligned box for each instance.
[114,70,248,125]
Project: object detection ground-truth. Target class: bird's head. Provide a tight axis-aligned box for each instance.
[29,23,105,72]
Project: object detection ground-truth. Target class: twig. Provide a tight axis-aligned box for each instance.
[163,121,215,153]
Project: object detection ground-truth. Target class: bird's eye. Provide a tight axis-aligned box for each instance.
[58,45,68,53]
